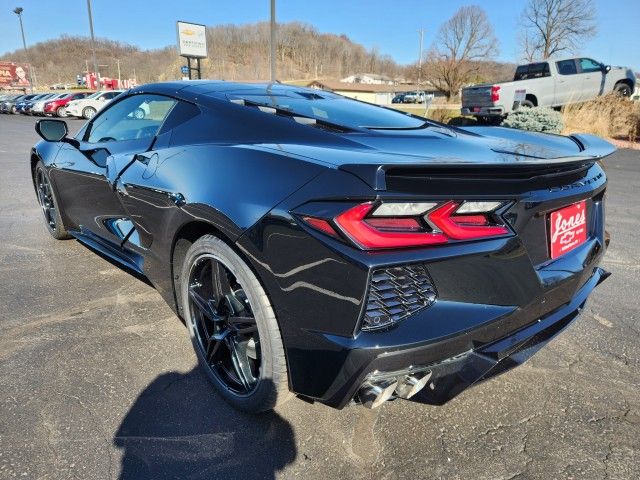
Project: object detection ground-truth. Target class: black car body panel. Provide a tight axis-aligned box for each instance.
[31,81,614,408]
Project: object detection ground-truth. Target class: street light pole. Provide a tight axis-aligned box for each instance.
[86,0,100,90]
[12,7,34,93]
[269,0,276,82]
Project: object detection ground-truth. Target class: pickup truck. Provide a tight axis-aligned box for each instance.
[461,57,636,122]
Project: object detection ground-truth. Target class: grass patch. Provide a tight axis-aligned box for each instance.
[562,95,640,142]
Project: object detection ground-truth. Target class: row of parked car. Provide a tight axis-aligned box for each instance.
[0,90,124,119]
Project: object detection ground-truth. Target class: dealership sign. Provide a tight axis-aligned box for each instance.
[176,21,207,58]
[0,62,31,89]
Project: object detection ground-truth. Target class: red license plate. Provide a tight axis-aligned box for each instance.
[549,200,587,259]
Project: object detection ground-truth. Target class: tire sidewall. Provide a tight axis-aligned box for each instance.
[180,236,283,412]
[615,84,631,97]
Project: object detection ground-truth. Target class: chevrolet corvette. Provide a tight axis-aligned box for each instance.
[31,81,613,412]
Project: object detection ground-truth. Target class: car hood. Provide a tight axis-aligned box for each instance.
[251,125,615,169]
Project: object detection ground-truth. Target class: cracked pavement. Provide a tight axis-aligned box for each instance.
[0,115,638,479]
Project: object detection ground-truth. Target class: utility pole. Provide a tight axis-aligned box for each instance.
[86,0,100,90]
[116,59,121,87]
[417,28,424,89]
[270,0,276,82]
[12,7,34,93]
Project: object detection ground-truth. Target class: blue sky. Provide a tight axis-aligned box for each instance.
[1,0,638,70]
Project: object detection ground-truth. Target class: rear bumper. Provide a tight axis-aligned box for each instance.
[372,267,608,407]
[310,264,608,409]
[461,106,505,116]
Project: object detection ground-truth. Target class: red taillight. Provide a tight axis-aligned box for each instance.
[334,203,448,249]
[491,85,500,102]
[301,216,339,238]
[302,200,510,250]
[428,201,508,240]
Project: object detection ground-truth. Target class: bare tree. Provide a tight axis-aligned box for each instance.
[520,0,596,60]
[425,6,498,100]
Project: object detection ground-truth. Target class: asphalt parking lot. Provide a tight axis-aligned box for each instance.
[0,114,638,480]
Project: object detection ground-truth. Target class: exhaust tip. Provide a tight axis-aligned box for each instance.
[358,379,398,409]
[395,371,432,399]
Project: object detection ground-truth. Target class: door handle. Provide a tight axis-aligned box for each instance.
[134,154,151,165]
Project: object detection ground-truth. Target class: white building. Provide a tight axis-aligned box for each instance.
[340,73,394,85]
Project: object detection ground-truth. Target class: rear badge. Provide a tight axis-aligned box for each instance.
[549,200,587,259]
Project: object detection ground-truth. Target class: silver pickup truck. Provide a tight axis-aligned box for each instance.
[461,57,636,121]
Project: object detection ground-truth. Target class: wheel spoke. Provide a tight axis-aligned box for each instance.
[227,315,256,325]
[211,259,233,301]
[227,337,255,392]
[205,329,228,364]
[188,286,218,320]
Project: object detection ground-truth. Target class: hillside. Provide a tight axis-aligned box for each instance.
[1,22,515,87]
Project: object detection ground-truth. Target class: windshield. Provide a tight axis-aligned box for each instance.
[229,90,426,129]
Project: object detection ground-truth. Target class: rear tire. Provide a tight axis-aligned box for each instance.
[614,83,632,98]
[520,99,535,108]
[180,235,291,413]
[83,106,96,119]
[34,161,71,240]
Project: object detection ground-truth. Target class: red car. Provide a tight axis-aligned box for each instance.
[44,92,91,117]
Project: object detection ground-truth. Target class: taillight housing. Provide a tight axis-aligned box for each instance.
[300,200,510,250]
[491,85,500,102]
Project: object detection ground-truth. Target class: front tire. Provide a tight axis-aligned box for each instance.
[34,162,71,240]
[180,235,291,413]
[56,106,67,117]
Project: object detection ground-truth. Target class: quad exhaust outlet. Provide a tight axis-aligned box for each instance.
[358,370,432,408]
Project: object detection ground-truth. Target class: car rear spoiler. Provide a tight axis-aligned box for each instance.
[340,134,616,191]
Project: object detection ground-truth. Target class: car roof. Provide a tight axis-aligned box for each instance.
[130,81,333,101]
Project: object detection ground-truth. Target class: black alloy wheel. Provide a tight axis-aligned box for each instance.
[35,162,70,240]
[36,168,56,230]
[181,235,290,412]
[188,254,261,395]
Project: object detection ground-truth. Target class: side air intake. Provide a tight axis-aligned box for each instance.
[361,264,437,331]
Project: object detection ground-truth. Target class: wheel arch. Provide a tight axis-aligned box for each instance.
[525,94,538,106]
[169,220,274,324]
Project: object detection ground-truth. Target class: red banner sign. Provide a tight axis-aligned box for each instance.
[0,62,31,89]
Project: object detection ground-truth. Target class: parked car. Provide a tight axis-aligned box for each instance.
[16,93,51,114]
[461,57,636,121]
[0,93,22,112]
[65,90,125,119]
[402,91,426,103]
[392,93,406,104]
[0,94,30,113]
[32,93,69,116]
[31,82,613,412]
[44,92,92,117]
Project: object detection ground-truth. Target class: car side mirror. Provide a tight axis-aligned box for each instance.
[603,65,611,73]
[35,119,68,142]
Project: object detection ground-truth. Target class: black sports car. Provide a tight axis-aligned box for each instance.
[31,81,613,412]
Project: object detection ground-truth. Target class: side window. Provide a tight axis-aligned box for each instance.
[556,60,578,75]
[158,100,200,136]
[579,58,602,73]
[86,94,177,144]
